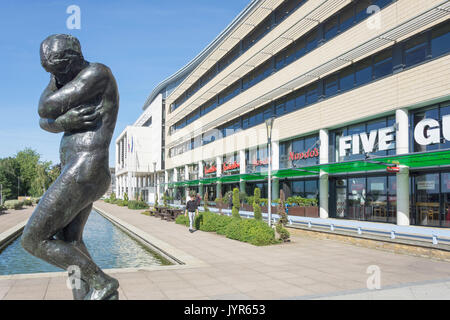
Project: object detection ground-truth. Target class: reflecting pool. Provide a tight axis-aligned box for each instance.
[0,210,171,275]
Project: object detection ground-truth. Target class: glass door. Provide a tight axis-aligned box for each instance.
[441,172,450,228]
[414,173,440,227]
[348,178,366,220]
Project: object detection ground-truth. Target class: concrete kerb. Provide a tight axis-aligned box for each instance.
[93,205,208,268]
[0,220,27,253]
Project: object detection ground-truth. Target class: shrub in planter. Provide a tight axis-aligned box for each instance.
[225,219,276,246]
[4,200,24,210]
[275,222,290,242]
[232,188,240,219]
[23,199,32,206]
[123,193,129,202]
[110,192,116,202]
[128,200,149,210]
[253,188,262,221]
[175,214,189,227]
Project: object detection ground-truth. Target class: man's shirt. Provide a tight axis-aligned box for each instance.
[186,200,198,213]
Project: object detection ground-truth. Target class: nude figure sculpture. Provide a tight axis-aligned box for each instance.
[21,34,120,300]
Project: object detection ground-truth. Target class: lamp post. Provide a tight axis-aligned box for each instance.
[265,117,275,227]
[153,161,157,204]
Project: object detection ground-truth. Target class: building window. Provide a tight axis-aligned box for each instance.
[355,57,372,86]
[324,74,338,97]
[324,16,338,41]
[373,48,393,79]
[431,23,450,58]
[339,65,354,92]
[403,33,428,68]
[143,117,152,127]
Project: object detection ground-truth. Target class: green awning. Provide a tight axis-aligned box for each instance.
[184,179,200,186]
[273,149,450,177]
[218,174,241,183]
[199,177,217,184]
[170,150,450,186]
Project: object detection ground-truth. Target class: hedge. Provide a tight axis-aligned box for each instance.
[176,211,277,246]
[4,200,24,210]
[128,200,149,210]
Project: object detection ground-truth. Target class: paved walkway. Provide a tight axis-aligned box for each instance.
[1,201,450,300]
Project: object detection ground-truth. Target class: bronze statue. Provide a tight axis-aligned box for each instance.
[21,34,120,300]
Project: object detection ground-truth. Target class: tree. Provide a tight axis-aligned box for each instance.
[253,187,262,220]
[0,157,20,200]
[15,148,41,196]
[203,191,209,212]
[232,188,240,219]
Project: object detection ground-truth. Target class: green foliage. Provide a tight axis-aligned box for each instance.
[276,222,290,242]
[4,200,24,210]
[127,200,149,210]
[286,196,318,207]
[31,197,40,205]
[175,214,189,227]
[253,187,262,221]
[110,192,116,202]
[123,193,129,202]
[154,193,159,207]
[232,188,240,219]
[104,198,110,203]
[203,191,209,212]
[278,189,288,226]
[0,149,61,201]
[23,199,32,206]
[163,193,169,207]
[177,211,276,246]
[225,218,277,246]
[115,199,128,207]
[0,204,6,212]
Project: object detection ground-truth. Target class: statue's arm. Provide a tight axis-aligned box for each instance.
[39,105,101,133]
[38,64,109,119]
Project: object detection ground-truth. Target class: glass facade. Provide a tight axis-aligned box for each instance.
[330,174,397,223]
[222,152,240,176]
[169,0,398,135]
[169,20,450,158]
[411,171,450,228]
[279,135,319,169]
[410,101,450,153]
[329,116,396,162]
[246,145,269,173]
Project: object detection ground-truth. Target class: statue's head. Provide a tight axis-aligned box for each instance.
[40,34,84,75]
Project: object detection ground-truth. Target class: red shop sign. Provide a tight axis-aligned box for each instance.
[204,165,216,175]
[252,158,268,167]
[223,161,240,172]
[289,148,319,161]
[386,166,400,173]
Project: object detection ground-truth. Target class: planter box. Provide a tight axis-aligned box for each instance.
[287,206,305,217]
[286,206,319,217]
[261,205,278,214]
[240,203,253,212]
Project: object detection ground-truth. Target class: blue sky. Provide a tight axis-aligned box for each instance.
[0,0,249,166]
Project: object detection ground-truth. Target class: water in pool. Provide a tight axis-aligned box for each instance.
[0,210,171,275]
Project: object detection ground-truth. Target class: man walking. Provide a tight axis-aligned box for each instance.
[185,193,199,233]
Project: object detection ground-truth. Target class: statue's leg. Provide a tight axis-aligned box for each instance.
[54,203,94,300]
[21,167,118,300]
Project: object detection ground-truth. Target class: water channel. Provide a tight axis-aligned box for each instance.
[0,210,172,275]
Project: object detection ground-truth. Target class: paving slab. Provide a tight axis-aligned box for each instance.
[0,200,450,300]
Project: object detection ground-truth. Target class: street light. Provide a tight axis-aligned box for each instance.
[265,116,275,227]
[153,161,157,204]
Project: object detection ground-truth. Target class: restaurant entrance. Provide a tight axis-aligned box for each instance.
[329,174,397,223]
[411,170,450,227]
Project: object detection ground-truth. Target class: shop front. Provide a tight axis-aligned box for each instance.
[202,159,217,201]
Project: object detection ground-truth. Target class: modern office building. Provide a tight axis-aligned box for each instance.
[125,0,450,228]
